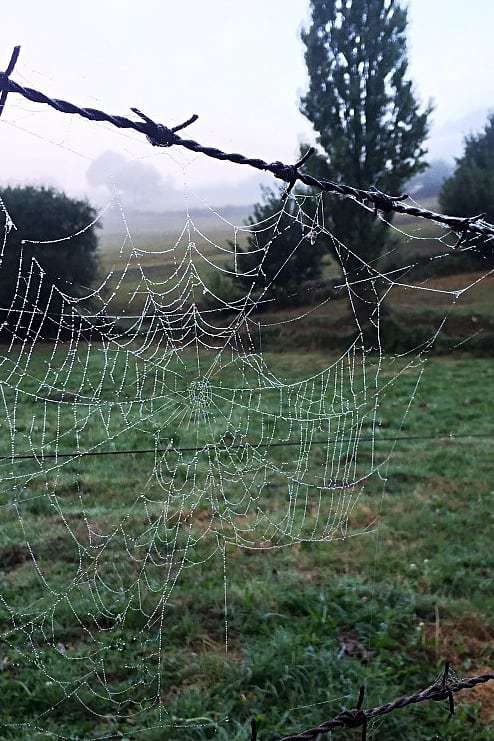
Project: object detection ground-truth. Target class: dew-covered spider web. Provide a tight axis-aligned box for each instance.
[0,92,493,738]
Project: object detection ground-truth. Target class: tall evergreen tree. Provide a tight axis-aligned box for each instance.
[440,114,494,268]
[300,0,431,347]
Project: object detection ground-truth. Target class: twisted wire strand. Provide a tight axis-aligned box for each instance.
[1,46,494,241]
[278,669,494,740]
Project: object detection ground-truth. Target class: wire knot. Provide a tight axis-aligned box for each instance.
[436,661,456,717]
[338,708,367,728]
[367,186,408,217]
[454,213,486,248]
[131,108,198,148]
[148,123,178,148]
[336,687,368,740]
[272,147,315,199]
[274,162,299,183]
[0,46,21,118]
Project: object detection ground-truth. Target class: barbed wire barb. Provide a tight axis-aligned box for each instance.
[0,44,20,117]
[276,665,494,740]
[454,214,487,249]
[130,106,198,147]
[281,146,316,199]
[1,45,494,243]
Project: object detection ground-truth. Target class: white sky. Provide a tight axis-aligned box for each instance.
[1,0,493,202]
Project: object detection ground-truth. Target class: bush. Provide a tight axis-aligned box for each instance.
[0,186,100,339]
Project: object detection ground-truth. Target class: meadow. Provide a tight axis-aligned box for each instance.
[0,342,493,739]
[97,205,494,351]
[0,207,493,739]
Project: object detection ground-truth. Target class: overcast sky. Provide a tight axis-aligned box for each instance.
[1,0,493,208]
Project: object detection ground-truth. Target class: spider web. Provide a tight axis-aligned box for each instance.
[0,103,492,738]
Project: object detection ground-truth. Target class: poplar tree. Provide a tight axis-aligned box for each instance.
[300,0,431,347]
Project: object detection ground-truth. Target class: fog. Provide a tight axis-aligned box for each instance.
[1,0,493,209]
[86,151,271,210]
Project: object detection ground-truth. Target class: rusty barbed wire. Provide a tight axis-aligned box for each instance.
[1,46,494,242]
[273,664,494,740]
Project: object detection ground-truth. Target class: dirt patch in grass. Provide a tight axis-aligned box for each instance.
[458,665,494,722]
[347,504,378,530]
[166,506,211,528]
[338,632,374,664]
[295,560,321,583]
[422,614,494,667]
[390,474,490,516]
[0,543,31,569]
[191,633,243,662]
[390,271,493,308]
[416,475,490,512]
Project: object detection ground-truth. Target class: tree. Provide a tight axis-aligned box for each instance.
[236,186,326,309]
[300,0,431,348]
[440,114,494,268]
[0,186,100,339]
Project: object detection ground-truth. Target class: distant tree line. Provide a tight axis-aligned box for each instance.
[2,0,493,345]
[440,113,494,268]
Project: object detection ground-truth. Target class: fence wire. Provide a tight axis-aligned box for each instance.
[1,45,494,243]
[1,43,493,740]
[1,430,493,463]
[270,664,494,740]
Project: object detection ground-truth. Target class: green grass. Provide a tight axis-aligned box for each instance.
[0,344,493,739]
[98,213,252,316]
[95,199,456,318]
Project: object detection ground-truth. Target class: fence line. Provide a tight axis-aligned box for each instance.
[267,665,494,740]
[1,430,493,464]
[2,45,493,739]
[1,45,494,243]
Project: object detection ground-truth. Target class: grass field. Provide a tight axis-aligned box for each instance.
[0,342,493,739]
[0,199,493,740]
[96,203,492,336]
[98,206,253,316]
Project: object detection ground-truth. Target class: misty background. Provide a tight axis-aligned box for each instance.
[1,0,493,216]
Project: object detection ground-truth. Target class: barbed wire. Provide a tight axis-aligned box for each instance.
[260,664,494,741]
[2,46,494,740]
[1,45,493,242]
